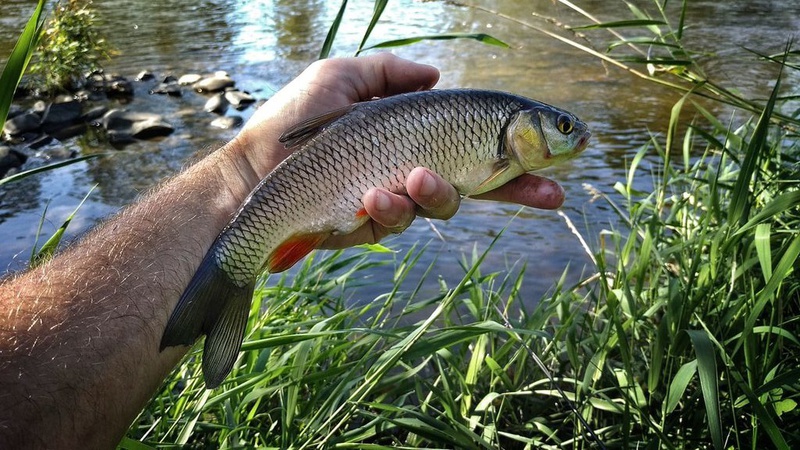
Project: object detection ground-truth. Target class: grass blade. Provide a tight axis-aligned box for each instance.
[0,153,106,186]
[360,33,510,52]
[571,19,666,30]
[318,0,348,59]
[665,360,697,415]
[355,0,389,55]
[0,0,46,132]
[31,185,97,267]
[686,330,723,450]
[727,54,783,226]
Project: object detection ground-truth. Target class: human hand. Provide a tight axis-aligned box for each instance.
[224,53,565,248]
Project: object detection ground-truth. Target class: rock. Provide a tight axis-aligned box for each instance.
[0,146,27,178]
[37,142,73,160]
[131,119,174,139]
[49,122,87,141]
[31,100,48,116]
[54,94,74,104]
[204,93,228,114]
[210,115,243,129]
[4,113,41,136]
[193,75,235,93]
[73,89,92,102]
[106,76,135,98]
[81,105,109,123]
[107,130,135,144]
[27,134,54,150]
[178,73,202,85]
[136,70,155,81]
[162,75,178,84]
[41,100,83,133]
[6,104,23,120]
[224,90,255,109]
[102,109,174,141]
[149,82,182,97]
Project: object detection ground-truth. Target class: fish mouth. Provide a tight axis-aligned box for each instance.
[576,131,591,152]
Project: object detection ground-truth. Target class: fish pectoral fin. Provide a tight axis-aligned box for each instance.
[466,159,512,197]
[279,105,356,149]
[202,285,252,389]
[266,232,330,273]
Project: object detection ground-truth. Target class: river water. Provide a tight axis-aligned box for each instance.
[1,0,797,302]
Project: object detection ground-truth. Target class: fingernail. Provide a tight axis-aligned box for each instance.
[374,190,391,212]
[419,170,437,197]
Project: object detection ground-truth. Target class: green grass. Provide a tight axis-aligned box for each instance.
[123,1,800,448]
[126,93,799,448]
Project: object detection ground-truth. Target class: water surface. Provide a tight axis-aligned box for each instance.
[1,0,796,302]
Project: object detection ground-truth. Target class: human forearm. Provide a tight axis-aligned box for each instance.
[0,143,247,448]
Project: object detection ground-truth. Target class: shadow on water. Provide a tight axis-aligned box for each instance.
[1,0,797,300]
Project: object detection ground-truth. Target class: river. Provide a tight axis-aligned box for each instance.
[1,0,797,303]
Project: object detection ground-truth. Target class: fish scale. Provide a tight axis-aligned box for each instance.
[160,89,591,388]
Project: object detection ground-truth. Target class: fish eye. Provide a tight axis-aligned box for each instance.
[557,114,574,135]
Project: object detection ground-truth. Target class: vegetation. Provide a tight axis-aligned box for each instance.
[0,0,46,133]
[28,0,112,93]
[2,0,797,448]
[123,1,799,449]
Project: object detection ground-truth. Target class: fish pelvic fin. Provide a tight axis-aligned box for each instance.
[160,250,254,389]
[266,232,329,273]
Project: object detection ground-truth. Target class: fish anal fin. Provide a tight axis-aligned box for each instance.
[161,250,243,350]
[160,248,255,388]
[467,160,513,197]
[202,284,253,389]
[266,232,329,273]
[278,105,355,148]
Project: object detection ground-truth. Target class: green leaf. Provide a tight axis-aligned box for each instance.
[355,0,389,55]
[117,437,156,450]
[319,0,348,59]
[0,0,47,132]
[686,330,723,450]
[571,19,666,30]
[754,223,773,283]
[727,56,783,226]
[361,33,510,52]
[31,185,97,267]
[774,399,796,417]
[665,359,697,414]
[0,153,106,186]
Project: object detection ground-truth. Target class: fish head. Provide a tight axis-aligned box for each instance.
[506,105,591,171]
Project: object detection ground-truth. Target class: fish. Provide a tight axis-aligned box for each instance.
[159,89,591,388]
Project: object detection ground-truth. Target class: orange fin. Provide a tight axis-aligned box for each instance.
[468,160,511,197]
[279,105,356,148]
[355,207,369,219]
[266,232,329,273]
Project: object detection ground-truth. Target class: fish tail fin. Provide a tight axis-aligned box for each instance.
[160,250,254,389]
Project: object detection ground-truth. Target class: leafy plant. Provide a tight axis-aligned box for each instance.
[28,0,113,93]
[116,0,800,448]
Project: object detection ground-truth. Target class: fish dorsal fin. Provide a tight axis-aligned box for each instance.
[279,104,356,149]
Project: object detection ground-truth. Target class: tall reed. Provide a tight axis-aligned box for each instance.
[113,0,798,447]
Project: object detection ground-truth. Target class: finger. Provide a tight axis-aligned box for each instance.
[405,167,460,220]
[350,53,440,100]
[362,188,416,233]
[471,174,565,210]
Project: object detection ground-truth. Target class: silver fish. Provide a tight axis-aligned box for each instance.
[160,89,591,387]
